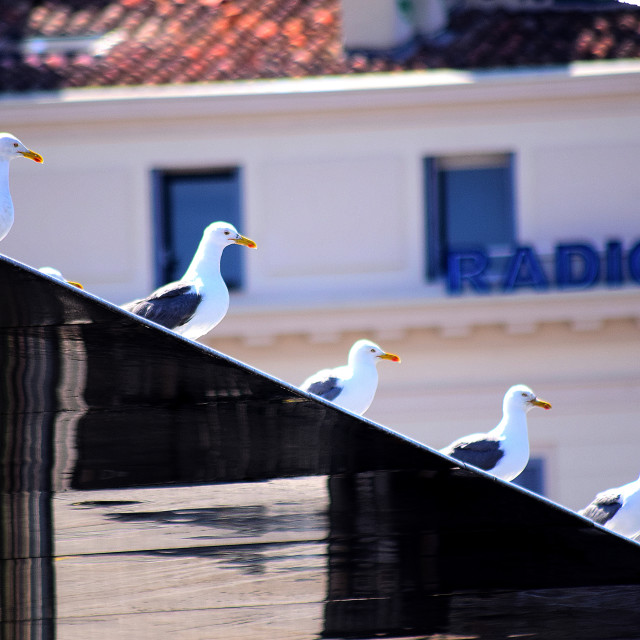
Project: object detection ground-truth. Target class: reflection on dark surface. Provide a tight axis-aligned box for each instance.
[323,470,640,638]
[67,321,441,490]
[325,471,448,638]
[2,255,640,639]
[1,323,66,640]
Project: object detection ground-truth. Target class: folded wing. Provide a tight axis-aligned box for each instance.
[122,282,201,330]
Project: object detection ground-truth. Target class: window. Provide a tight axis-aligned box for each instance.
[153,169,243,288]
[513,457,545,496]
[425,153,515,281]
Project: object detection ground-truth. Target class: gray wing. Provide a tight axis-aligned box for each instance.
[579,490,623,526]
[441,435,504,471]
[302,376,343,402]
[122,282,201,330]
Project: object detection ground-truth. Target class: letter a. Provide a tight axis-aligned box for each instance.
[503,246,549,291]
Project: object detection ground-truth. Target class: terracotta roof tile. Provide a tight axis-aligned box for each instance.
[255,19,279,40]
[0,1,639,92]
[90,4,126,32]
[28,6,51,33]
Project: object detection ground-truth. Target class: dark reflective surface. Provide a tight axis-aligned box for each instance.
[2,255,640,640]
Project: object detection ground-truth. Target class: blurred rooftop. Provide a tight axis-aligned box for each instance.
[0,0,639,91]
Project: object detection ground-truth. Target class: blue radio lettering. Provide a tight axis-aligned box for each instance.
[446,240,639,294]
[503,246,549,292]
[555,244,599,289]
[446,251,490,293]
[628,242,640,283]
[606,241,623,285]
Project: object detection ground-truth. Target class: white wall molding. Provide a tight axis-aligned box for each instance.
[1,61,639,128]
[218,287,640,345]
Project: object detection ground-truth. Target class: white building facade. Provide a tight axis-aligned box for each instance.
[2,61,639,509]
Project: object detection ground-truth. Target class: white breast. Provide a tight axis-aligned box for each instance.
[0,188,13,241]
[175,283,229,340]
[332,366,379,415]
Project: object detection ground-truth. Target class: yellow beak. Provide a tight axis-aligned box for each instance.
[378,352,401,363]
[234,234,257,249]
[19,149,44,164]
[531,397,552,410]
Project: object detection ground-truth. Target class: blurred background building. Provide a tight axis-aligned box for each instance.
[1,0,639,510]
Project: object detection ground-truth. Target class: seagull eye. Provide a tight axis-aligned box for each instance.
[223,231,230,235]
[12,143,18,148]
[370,348,375,353]
[521,392,528,397]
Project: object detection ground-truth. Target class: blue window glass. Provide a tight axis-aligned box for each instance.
[425,154,515,279]
[513,457,545,496]
[154,169,243,289]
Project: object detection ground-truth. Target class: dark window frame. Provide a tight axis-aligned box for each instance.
[152,167,243,289]
[425,154,516,281]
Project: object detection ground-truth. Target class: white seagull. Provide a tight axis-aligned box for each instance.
[579,474,640,539]
[39,267,84,289]
[0,133,43,241]
[122,221,256,340]
[300,339,401,415]
[439,384,552,481]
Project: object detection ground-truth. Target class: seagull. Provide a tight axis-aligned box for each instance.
[0,133,43,241]
[39,267,84,289]
[299,339,401,415]
[122,221,256,340]
[579,474,640,539]
[439,384,551,481]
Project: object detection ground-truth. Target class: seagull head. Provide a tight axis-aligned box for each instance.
[348,339,401,367]
[203,221,257,250]
[0,133,43,163]
[504,384,552,414]
[38,267,84,289]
